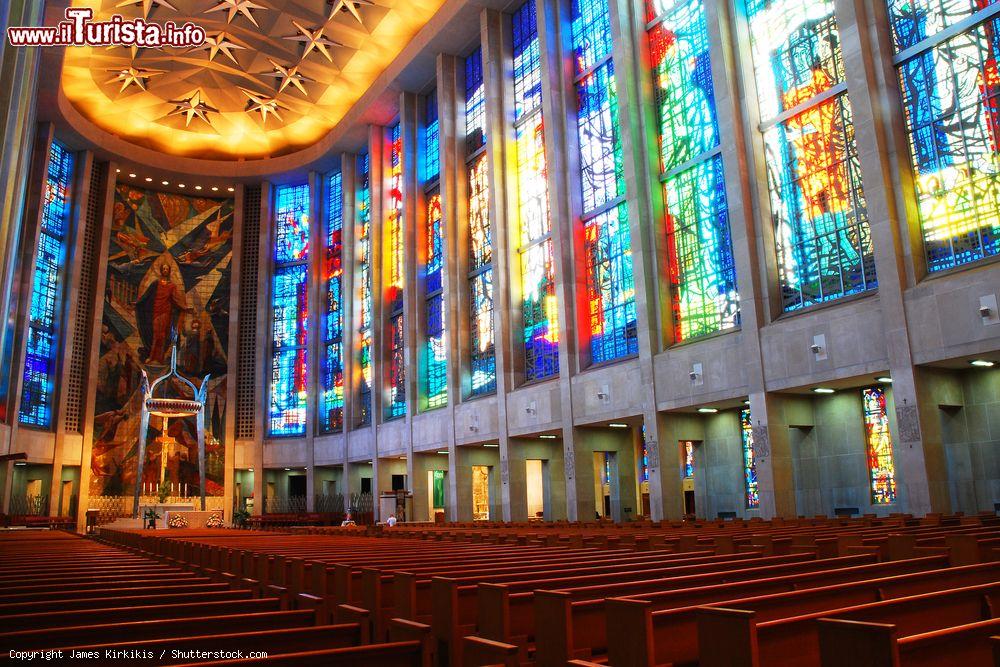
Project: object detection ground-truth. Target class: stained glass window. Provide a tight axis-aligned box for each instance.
[424,90,440,183]
[573,0,637,364]
[513,1,558,381]
[740,408,759,508]
[640,425,650,482]
[467,47,496,396]
[19,141,74,427]
[270,183,310,437]
[683,440,694,478]
[321,172,345,433]
[746,0,876,311]
[357,153,373,426]
[862,386,897,505]
[386,123,406,419]
[648,0,740,340]
[887,0,1000,271]
[424,191,447,409]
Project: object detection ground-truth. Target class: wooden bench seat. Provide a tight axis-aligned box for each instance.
[818,616,1000,666]
[0,588,256,616]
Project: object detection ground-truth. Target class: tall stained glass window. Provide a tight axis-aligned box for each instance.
[386,123,406,419]
[740,408,759,508]
[270,183,310,437]
[647,0,739,340]
[467,47,497,396]
[746,0,876,311]
[683,440,694,478]
[19,141,75,427]
[512,0,558,381]
[573,0,638,363]
[887,0,1000,271]
[862,386,897,505]
[357,153,373,426]
[424,90,447,410]
[321,172,345,433]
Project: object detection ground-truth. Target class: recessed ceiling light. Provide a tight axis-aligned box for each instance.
[283,467,291,471]
[484,443,498,447]
[195,185,202,190]
[539,434,557,439]
[697,407,718,413]
[609,422,629,428]
[970,359,995,368]
[744,399,751,405]
[398,456,406,460]
[436,451,448,455]
[876,376,892,383]
[813,387,835,394]
[145,177,152,182]
[128,173,136,178]
[178,184,185,188]
[161,180,169,185]
[14,462,26,466]
[248,467,254,472]
[227,187,235,192]
[115,168,121,173]
[211,186,218,191]
[367,460,373,464]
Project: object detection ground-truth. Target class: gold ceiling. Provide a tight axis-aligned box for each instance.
[60,0,447,160]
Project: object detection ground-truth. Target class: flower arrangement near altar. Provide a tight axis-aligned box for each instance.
[205,513,224,528]
[167,514,189,529]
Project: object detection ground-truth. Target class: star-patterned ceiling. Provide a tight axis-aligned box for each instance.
[60,0,447,160]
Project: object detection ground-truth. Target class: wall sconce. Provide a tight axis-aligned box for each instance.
[526,401,537,415]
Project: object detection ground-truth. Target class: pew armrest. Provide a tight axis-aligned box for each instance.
[388,618,433,667]
[461,635,519,667]
[336,604,372,643]
[297,593,328,624]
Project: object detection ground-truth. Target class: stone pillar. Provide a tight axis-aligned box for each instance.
[368,124,386,519]
[399,92,420,499]
[252,182,272,515]
[304,171,323,511]
[221,184,243,523]
[340,153,358,502]
[437,54,463,521]
[481,8,516,521]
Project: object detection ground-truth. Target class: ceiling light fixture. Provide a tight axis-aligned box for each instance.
[129,173,136,178]
[178,184,185,188]
[227,187,235,192]
[211,186,219,191]
[970,359,995,368]
[876,376,893,383]
[436,451,448,455]
[608,422,629,428]
[484,443,499,448]
[161,180,169,185]
[195,185,202,190]
[697,407,718,414]
[539,434,557,439]
[813,387,835,394]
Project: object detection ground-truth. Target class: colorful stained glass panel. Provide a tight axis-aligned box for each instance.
[741,408,759,509]
[862,386,897,505]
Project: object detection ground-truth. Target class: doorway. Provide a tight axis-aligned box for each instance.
[288,475,307,498]
[525,460,545,519]
[593,452,614,519]
[471,465,490,520]
[60,481,73,516]
[681,440,696,516]
[428,470,446,521]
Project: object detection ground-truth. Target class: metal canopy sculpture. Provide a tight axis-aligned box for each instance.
[132,345,210,518]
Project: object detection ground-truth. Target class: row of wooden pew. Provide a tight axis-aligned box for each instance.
[0,530,435,665]
[94,513,1000,665]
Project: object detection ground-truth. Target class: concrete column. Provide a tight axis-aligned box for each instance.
[340,153,358,500]
[304,171,323,511]
[48,149,95,516]
[400,92,420,497]
[606,0,676,521]
[482,8,516,521]
[76,158,116,532]
[252,182,272,515]
[833,0,948,514]
[369,124,386,519]
[536,0,586,520]
[703,0,794,519]
[219,184,243,522]
[436,54,462,521]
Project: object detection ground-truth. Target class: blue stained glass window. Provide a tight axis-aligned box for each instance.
[321,172,344,433]
[467,154,496,396]
[20,141,74,428]
[887,0,1000,271]
[745,0,875,310]
[741,408,759,509]
[357,152,373,426]
[424,90,440,183]
[513,0,543,120]
[466,48,487,154]
[571,0,614,71]
[648,0,740,341]
[270,183,310,437]
[424,188,447,409]
[584,206,638,362]
[18,141,75,428]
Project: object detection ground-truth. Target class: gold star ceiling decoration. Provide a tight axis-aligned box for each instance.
[114,0,178,19]
[59,0,450,160]
[241,88,288,125]
[205,0,268,27]
[327,0,375,25]
[284,22,343,62]
[167,90,219,127]
[191,32,247,64]
[106,65,165,92]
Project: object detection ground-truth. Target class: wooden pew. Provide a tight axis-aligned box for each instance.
[818,617,1000,666]
[697,581,1000,667]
